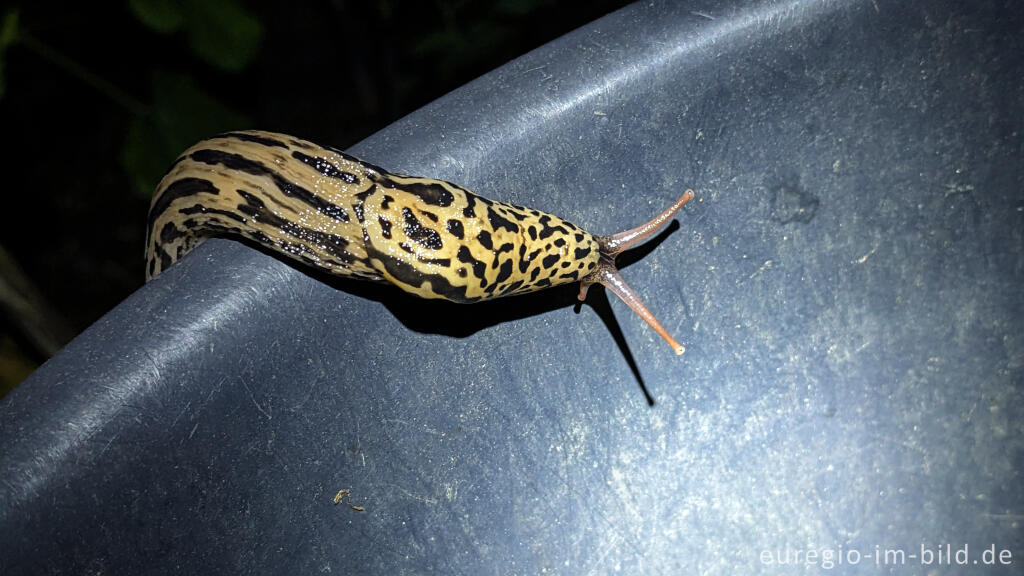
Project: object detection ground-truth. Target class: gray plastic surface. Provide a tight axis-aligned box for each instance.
[2,0,1022,573]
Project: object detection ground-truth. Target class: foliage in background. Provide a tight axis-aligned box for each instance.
[121,72,252,197]
[0,0,632,392]
[0,9,19,101]
[124,0,262,196]
[129,0,263,71]
[414,0,541,82]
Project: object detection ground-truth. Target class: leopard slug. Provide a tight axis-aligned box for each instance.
[146,130,694,354]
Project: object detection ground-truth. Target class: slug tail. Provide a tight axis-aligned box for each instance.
[578,191,695,355]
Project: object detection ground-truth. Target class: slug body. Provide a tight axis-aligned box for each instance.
[147,130,693,354]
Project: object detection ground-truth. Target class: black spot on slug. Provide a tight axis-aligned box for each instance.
[574,246,592,260]
[495,260,513,284]
[215,132,288,148]
[291,151,360,183]
[160,222,184,244]
[476,230,493,250]
[520,249,541,273]
[489,243,514,269]
[188,148,264,172]
[457,246,487,282]
[447,219,465,239]
[537,215,568,240]
[148,177,220,233]
[178,203,247,224]
[501,280,524,294]
[487,207,519,234]
[353,186,376,223]
[379,217,392,239]
[159,249,173,272]
[418,257,452,267]
[462,194,477,218]
[381,195,394,210]
[402,207,443,250]
[542,254,560,269]
[507,208,529,221]
[400,181,455,207]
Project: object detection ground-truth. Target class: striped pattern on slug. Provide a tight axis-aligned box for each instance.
[146,130,600,302]
[147,130,695,354]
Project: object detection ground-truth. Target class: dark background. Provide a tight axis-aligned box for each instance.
[0,0,632,393]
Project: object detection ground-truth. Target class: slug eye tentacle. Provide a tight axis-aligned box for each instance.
[578,190,695,355]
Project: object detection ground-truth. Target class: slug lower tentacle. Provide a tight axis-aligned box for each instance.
[146,130,693,354]
[579,190,695,355]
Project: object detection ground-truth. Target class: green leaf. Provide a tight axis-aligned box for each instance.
[121,114,172,198]
[0,8,17,46]
[130,0,262,71]
[184,0,262,72]
[127,0,185,34]
[0,8,20,101]
[121,71,251,197]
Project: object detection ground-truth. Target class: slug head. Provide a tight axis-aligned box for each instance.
[578,190,695,355]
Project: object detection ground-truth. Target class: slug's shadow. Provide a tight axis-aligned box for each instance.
[295,219,681,405]
[573,285,654,406]
[575,219,682,407]
[317,272,580,337]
